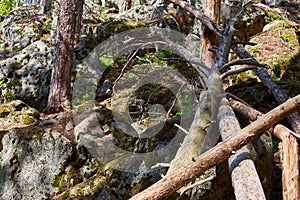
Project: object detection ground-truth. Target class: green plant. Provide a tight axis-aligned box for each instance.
[264,11,281,23]
[14,29,21,35]
[99,56,114,67]
[252,46,259,53]
[279,34,288,41]
[41,21,53,33]
[13,47,19,52]
[82,91,95,101]
[0,0,22,17]
[155,50,172,58]
[279,21,287,27]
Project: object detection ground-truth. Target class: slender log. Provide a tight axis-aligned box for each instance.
[273,125,300,200]
[130,94,300,200]
[228,98,263,121]
[218,98,266,200]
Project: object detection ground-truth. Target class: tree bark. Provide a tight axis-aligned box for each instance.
[42,0,53,14]
[200,0,220,67]
[75,0,84,41]
[273,125,300,200]
[46,0,76,113]
[130,94,300,200]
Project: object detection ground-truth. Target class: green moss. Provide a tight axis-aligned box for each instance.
[264,11,282,23]
[3,91,14,103]
[22,115,35,125]
[6,79,21,87]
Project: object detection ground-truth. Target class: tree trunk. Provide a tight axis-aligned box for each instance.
[42,0,53,14]
[75,0,84,41]
[46,0,76,113]
[200,0,221,67]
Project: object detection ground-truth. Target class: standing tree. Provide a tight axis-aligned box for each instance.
[200,0,221,67]
[46,0,83,113]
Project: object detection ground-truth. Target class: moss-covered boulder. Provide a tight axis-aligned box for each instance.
[0,100,40,131]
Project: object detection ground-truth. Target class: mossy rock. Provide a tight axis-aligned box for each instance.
[0,100,40,131]
[231,19,299,84]
[248,20,299,80]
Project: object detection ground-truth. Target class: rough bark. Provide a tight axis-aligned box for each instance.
[218,97,266,200]
[130,94,300,200]
[228,98,263,121]
[42,0,53,14]
[200,0,221,67]
[75,0,84,41]
[273,125,300,200]
[46,0,76,113]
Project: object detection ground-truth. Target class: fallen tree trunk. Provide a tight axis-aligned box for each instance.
[218,97,266,200]
[130,94,300,200]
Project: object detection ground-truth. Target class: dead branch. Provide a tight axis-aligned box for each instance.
[228,98,263,121]
[221,58,256,71]
[231,45,300,136]
[221,65,258,79]
[180,176,214,195]
[218,97,266,200]
[130,94,300,200]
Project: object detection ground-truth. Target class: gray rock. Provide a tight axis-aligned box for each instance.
[0,128,73,199]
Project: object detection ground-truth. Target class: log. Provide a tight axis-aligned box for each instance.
[130,94,300,200]
[218,97,266,200]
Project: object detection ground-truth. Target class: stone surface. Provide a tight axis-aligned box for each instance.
[0,128,73,199]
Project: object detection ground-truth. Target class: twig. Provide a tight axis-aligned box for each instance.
[220,58,258,71]
[151,163,171,169]
[180,176,215,196]
[166,83,185,119]
[174,123,189,134]
[221,65,258,79]
[112,48,140,92]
